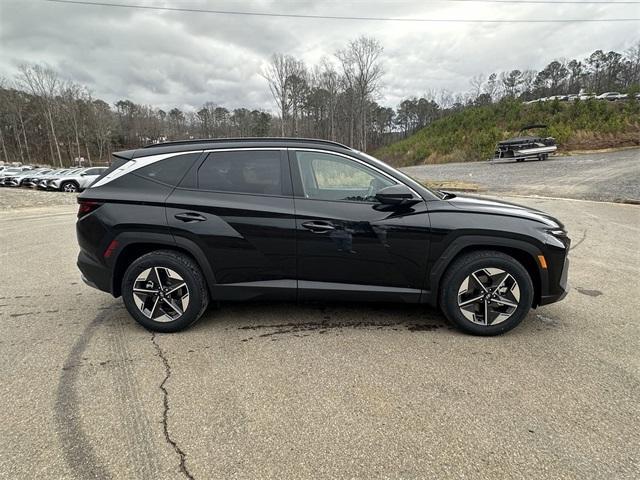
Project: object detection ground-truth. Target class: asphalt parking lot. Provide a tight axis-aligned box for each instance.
[1,176,639,478]
[403,148,640,203]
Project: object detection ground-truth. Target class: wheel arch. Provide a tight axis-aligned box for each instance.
[428,236,546,308]
[61,179,80,188]
[110,234,216,298]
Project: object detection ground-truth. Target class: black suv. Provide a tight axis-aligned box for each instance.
[76,138,569,335]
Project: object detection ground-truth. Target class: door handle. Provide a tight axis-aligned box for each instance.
[174,212,206,223]
[302,221,335,233]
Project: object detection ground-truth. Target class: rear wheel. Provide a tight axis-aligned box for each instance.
[121,250,209,332]
[439,250,534,336]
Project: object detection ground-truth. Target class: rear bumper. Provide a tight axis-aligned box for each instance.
[77,250,113,294]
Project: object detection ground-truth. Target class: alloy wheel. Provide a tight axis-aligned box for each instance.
[132,267,190,322]
[457,268,520,326]
[63,183,78,192]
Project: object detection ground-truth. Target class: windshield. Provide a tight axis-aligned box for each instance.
[356,150,446,200]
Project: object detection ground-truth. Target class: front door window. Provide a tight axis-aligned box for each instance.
[295,151,395,203]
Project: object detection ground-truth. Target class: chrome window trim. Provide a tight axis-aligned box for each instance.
[290,147,423,199]
[90,145,422,199]
[92,147,287,188]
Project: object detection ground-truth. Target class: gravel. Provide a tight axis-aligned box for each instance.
[0,187,78,210]
[402,148,640,203]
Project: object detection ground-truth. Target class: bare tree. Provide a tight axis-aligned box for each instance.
[318,58,340,141]
[469,73,485,100]
[336,36,384,150]
[263,53,300,136]
[483,73,499,100]
[17,64,64,166]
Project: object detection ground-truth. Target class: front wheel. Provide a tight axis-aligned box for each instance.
[121,250,209,332]
[61,181,79,193]
[439,250,534,336]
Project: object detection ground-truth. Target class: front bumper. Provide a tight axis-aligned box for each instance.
[539,256,570,305]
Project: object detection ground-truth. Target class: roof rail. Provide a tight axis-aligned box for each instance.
[141,137,352,150]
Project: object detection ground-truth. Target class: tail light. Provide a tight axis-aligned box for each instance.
[77,199,102,218]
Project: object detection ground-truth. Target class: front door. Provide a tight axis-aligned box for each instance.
[290,149,431,302]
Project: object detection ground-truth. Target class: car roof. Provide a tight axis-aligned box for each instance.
[114,137,353,160]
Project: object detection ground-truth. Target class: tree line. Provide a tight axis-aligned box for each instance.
[0,38,638,166]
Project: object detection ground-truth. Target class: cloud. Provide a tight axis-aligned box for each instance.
[1,0,638,112]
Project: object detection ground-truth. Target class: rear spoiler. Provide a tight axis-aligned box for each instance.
[112,149,136,161]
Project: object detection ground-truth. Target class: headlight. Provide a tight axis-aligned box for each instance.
[545,228,570,248]
[547,229,567,237]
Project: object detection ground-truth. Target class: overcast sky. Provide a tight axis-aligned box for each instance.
[1,0,638,112]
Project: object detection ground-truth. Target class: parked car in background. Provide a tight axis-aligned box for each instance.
[28,169,66,188]
[41,168,84,190]
[0,166,32,185]
[596,92,624,100]
[4,168,52,187]
[48,166,107,192]
[37,169,75,189]
[22,169,58,188]
[494,125,557,162]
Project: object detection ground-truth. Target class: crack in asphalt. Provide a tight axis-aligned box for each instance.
[150,333,195,480]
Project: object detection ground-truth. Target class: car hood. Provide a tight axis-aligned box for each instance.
[444,194,564,229]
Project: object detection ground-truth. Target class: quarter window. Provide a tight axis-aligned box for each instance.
[135,153,200,186]
[198,150,283,195]
[295,151,395,202]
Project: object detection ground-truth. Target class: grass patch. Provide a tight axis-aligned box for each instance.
[375,98,640,167]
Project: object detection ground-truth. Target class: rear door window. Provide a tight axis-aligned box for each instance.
[197,150,286,196]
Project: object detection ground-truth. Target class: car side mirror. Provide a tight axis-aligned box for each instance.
[375,185,421,206]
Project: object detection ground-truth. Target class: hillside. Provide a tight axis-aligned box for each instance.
[374,98,640,167]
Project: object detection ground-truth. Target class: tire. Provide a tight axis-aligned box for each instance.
[121,250,209,333]
[439,250,534,336]
[61,181,79,193]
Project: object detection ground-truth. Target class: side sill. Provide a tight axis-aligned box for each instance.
[212,280,297,301]
[298,281,425,304]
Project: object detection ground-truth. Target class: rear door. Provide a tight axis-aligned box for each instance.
[166,148,297,301]
[290,149,431,302]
